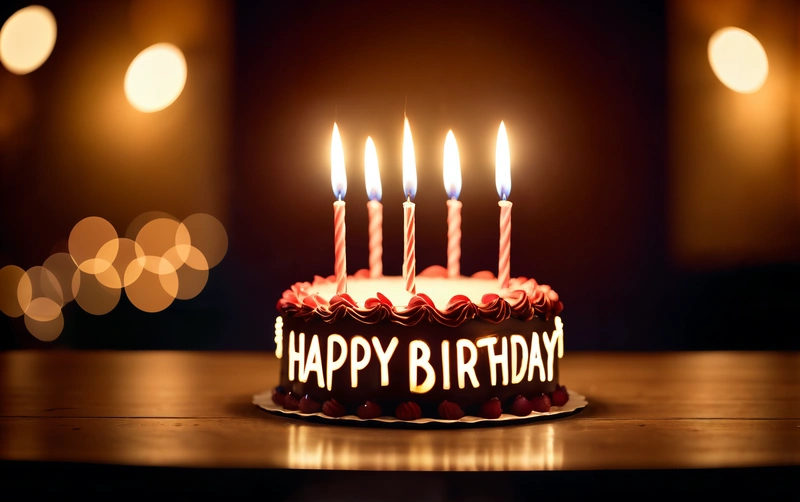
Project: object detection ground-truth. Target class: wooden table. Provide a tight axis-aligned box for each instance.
[1,351,798,495]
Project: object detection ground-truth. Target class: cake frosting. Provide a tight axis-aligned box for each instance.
[273,265,568,420]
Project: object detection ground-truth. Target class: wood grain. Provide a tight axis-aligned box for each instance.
[0,351,798,470]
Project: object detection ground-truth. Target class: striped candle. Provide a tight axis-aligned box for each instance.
[364,136,383,278]
[402,116,417,295]
[331,122,347,294]
[443,130,462,278]
[495,121,511,289]
[403,200,416,295]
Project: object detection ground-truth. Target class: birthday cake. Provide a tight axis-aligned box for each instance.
[272,266,568,420]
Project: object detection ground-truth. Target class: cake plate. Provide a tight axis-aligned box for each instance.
[253,391,587,429]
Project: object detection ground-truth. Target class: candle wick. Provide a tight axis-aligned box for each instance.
[339,193,342,202]
[407,195,411,203]
[502,193,507,201]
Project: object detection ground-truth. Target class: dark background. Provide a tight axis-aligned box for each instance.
[1,0,799,351]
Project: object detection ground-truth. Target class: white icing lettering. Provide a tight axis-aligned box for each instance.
[300,334,324,388]
[326,334,347,391]
[456,339,479,389]
[527,332,546,382]
[350,336,371,388]
[371,336,399,387]
[441,340,451,390]
[510,334,529,384]
[543,330,559,382]
[409,340,435,394]
[476,336,509,386]
[274,316,283,359]
[287,330,304,382]
[556,316,564,358]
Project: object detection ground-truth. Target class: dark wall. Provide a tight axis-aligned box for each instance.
[230,0,671,350]
[1,0,798,350]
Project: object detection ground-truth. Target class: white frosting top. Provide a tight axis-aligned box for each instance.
[310,276,502,309]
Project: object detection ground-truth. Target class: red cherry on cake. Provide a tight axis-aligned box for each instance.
[298,394,321,414]
[479,397,503,419]
[357,400,382,419]
[322,399,347,417]
[510,395,534,416]
[283,392,300,411]
[271,386,286,407]
[395,401,422,421]
[438,400,465,420]
[530,393,552,413]
[550,385,569,407]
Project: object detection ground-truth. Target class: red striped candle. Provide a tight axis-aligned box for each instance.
[443,130,462,278]
[331,122,347,294]
[402,116,417,294]
[364,136,383,278]
[495,121,511,289]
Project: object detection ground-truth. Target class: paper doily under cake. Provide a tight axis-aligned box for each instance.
[253,390,587,428]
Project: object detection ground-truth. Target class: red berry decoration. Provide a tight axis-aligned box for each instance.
[357,400,382,419]
[550,385,569,407]
[322,399,347,417]
[510,395,534,416]
[530,393,551,413]
[395,401,422,421]
[298,394,321,414]
[271,386,286,407]
[438,400,465,420]
[479,397,503,419]
[283,392,300,411]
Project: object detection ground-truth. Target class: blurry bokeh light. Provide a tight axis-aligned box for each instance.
[43,252,77,303]
[72,269,121,315]
[24,296,60,322]
[69,217,118,274]
[18,266,63,313]
[126,211,179,240]
[0,5,57,75]
[24,311,63,342]
[124,43,187,112]
[0,265,26,317]
[3,211,227,341]
[708,27,768,93]
[126,264,177,313]
[179,213,228,268]
[96,238,144,288]
[135,218,183,265]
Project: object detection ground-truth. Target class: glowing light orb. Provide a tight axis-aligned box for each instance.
[0,6,57,75]
[708,27,768,94]
[124,43,187,112]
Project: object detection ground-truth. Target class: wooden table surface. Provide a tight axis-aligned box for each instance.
[0,351,798,471]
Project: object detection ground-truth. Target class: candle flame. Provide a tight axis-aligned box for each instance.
[403,116,417,200]
[495,121,510,200]
[443,130,462,200]
[331,122,347,199]
[364,136,382,201]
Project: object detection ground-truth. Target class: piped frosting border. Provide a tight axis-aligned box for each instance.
[277,265,564,327]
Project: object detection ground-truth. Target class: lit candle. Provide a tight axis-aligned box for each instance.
[364,136,383,278]
[496,121,511,289]
[331,123,347,294]
[402,116,417,295]
[443,130,462,278]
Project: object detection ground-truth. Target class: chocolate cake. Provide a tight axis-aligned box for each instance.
[272,265,568,420]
